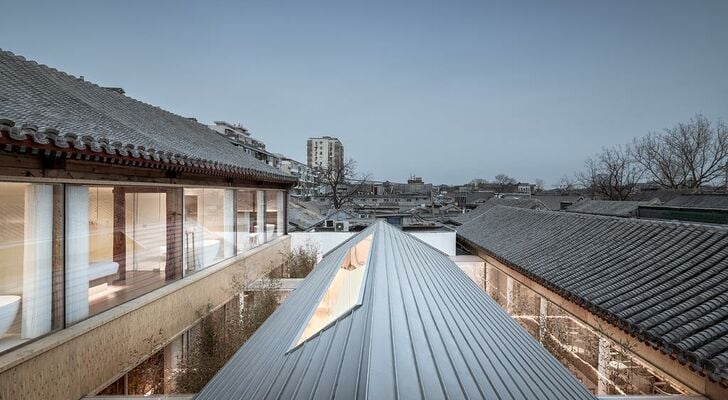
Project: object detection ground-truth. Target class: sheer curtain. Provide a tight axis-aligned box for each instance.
[256,191,266,243]
[276,191,286,238]
[21,184,53,338]
[223,189,235,258]
[65,186,89,324]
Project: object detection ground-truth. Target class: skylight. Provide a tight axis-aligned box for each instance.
[293,234,373,347]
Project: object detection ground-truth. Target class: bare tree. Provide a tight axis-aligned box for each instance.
[494,173,517,192]
[534,179,545,193]
[316,159,371,210]
[577,145,643,200]
[633,115,728,189]
[558,175,576,194]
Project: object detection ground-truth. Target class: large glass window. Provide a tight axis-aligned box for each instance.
[0,181,284,354]
[265,190,286,241]
[183,189,235,273]
[236,190,258,253]
[0,182,63,353]
[65,185,183,324]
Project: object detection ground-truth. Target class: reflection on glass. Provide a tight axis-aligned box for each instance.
[183,189,234,272]
[66,185,182,324]
[236,190,257,253]
[0,182,61,353]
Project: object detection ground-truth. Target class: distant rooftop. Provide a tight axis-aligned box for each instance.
[566,199,658,217]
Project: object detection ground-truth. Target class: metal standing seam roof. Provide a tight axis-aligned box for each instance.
[0,49,295,183]
[196,220,596,400]
[456,206,728,384]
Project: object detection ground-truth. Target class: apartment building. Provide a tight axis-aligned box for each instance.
[208,121,281,169]
[279,156,316,197]
[0,49,295,399]
[306,136,344,170]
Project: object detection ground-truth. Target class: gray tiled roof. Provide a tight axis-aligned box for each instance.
[566,199,656,217]
[457,206,728,383]
[0,49,294,183]
[665,194,728,210]
[533,194,583,211]
[197,221,596,399]
[451,198,547,225]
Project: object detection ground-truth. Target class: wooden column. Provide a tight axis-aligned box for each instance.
[165,188,183,281]
[51,185,65,329]
[113,187,126,281]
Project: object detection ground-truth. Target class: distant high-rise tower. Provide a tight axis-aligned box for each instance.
[307,136,344,170]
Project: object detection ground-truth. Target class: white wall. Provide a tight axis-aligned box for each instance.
[290,230,456,259]
[410,231,456,256]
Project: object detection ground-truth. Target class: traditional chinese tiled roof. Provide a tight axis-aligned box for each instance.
[198,221,596,399]
[665,194,728,210]
[458,206,728,384]
[450,198,547,225]
[0,49,295,183]
[566,199,657,217]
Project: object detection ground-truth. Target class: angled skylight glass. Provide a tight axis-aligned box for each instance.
[293,234,373,347]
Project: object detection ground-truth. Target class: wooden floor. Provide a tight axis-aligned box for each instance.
[89,271,170,317]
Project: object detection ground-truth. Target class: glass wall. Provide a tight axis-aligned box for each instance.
[265,190,286,242]
[0,181,286,354]
[480,262,690,396]
[0,182,63,353]
[65,185,183,324]
[235,189,286,251]
[183,189,235,273]
[236,190,258,253]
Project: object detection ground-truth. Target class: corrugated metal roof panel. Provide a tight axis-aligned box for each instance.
[196,221,595,399]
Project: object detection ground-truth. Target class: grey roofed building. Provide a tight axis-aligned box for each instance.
[0,49,294,183]
[665,194,728,210]
[565,199,658,217]
[450,198,547,225]
[196,220,596,400]
[533,194,584,211]
[457,206,728,385]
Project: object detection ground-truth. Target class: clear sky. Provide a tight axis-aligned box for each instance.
[2,0,727,186]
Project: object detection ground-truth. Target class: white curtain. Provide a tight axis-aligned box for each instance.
[65,186,89,324]
[256,191,266,243]
[21,184,53,338]
[276,191,286,238]
[223,190,235,258]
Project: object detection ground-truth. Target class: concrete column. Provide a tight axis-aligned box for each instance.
[506,276,514,313]
[485,263,494,297]
[598,337,611,395]
[538,296,548,343]
[163,336,182,394]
